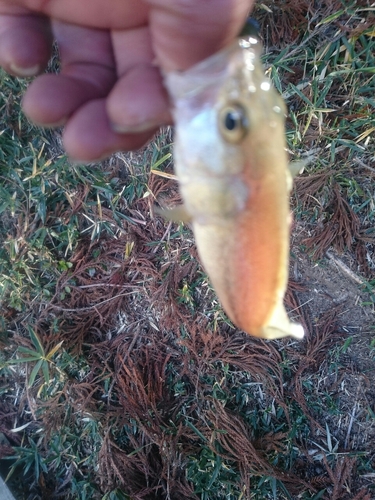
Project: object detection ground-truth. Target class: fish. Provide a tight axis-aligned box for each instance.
[163,37,304,340]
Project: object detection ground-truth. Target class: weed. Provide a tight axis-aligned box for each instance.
[8,326,64,390]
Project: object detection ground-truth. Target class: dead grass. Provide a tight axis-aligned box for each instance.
[1,0,375,498]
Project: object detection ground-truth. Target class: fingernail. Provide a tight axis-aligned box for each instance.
[38,118,67,129]
[111,119,162,134]
[21,111,67,129]
[70,152,112,165]
[10,63,40,77]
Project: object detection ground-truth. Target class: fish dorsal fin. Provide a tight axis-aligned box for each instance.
[155,204,192,223]
[289,156,316,178]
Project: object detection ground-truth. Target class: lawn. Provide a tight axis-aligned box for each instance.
[0,1,375,499]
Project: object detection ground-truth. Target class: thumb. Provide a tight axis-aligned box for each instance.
[147,0,253,71]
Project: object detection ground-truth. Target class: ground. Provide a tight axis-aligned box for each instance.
[0,1,375,499]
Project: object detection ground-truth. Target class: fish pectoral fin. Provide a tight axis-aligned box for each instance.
[261,303,304,340]
[288,156,315,178]
[155,204,192,223]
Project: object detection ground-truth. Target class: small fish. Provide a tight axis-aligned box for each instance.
[163,37,304,340]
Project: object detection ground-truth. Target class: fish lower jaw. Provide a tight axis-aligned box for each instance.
[256,303,304,340]
[258,322,305,340]
[231,302,304,340]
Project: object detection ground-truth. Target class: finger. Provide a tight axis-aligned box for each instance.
[22,21,116,127]
[108,26,171,133]
[146,0,254,70]
[22,72,115,127]
[63,99,157,162]
[108,65,171,133]
[0,13,52,76]
[5,0,149,30]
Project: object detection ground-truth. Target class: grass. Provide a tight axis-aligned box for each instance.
[1,1,375,499]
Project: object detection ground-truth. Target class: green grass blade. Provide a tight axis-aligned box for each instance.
[27,326,45,356]
[28,358,43,388]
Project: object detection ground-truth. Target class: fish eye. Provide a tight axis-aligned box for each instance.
[219,104,248,143]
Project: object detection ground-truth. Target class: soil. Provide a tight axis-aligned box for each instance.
[289,226,375,495]
[1,137,375,499]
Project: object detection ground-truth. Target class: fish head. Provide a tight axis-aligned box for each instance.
[165,37,288,184]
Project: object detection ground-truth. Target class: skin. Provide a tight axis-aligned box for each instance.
[0,0,253,161]
[165,41,303,339]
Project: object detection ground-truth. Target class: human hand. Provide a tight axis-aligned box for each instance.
[0,0,253,161]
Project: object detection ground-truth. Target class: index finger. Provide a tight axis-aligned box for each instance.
[1,0,149,29]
